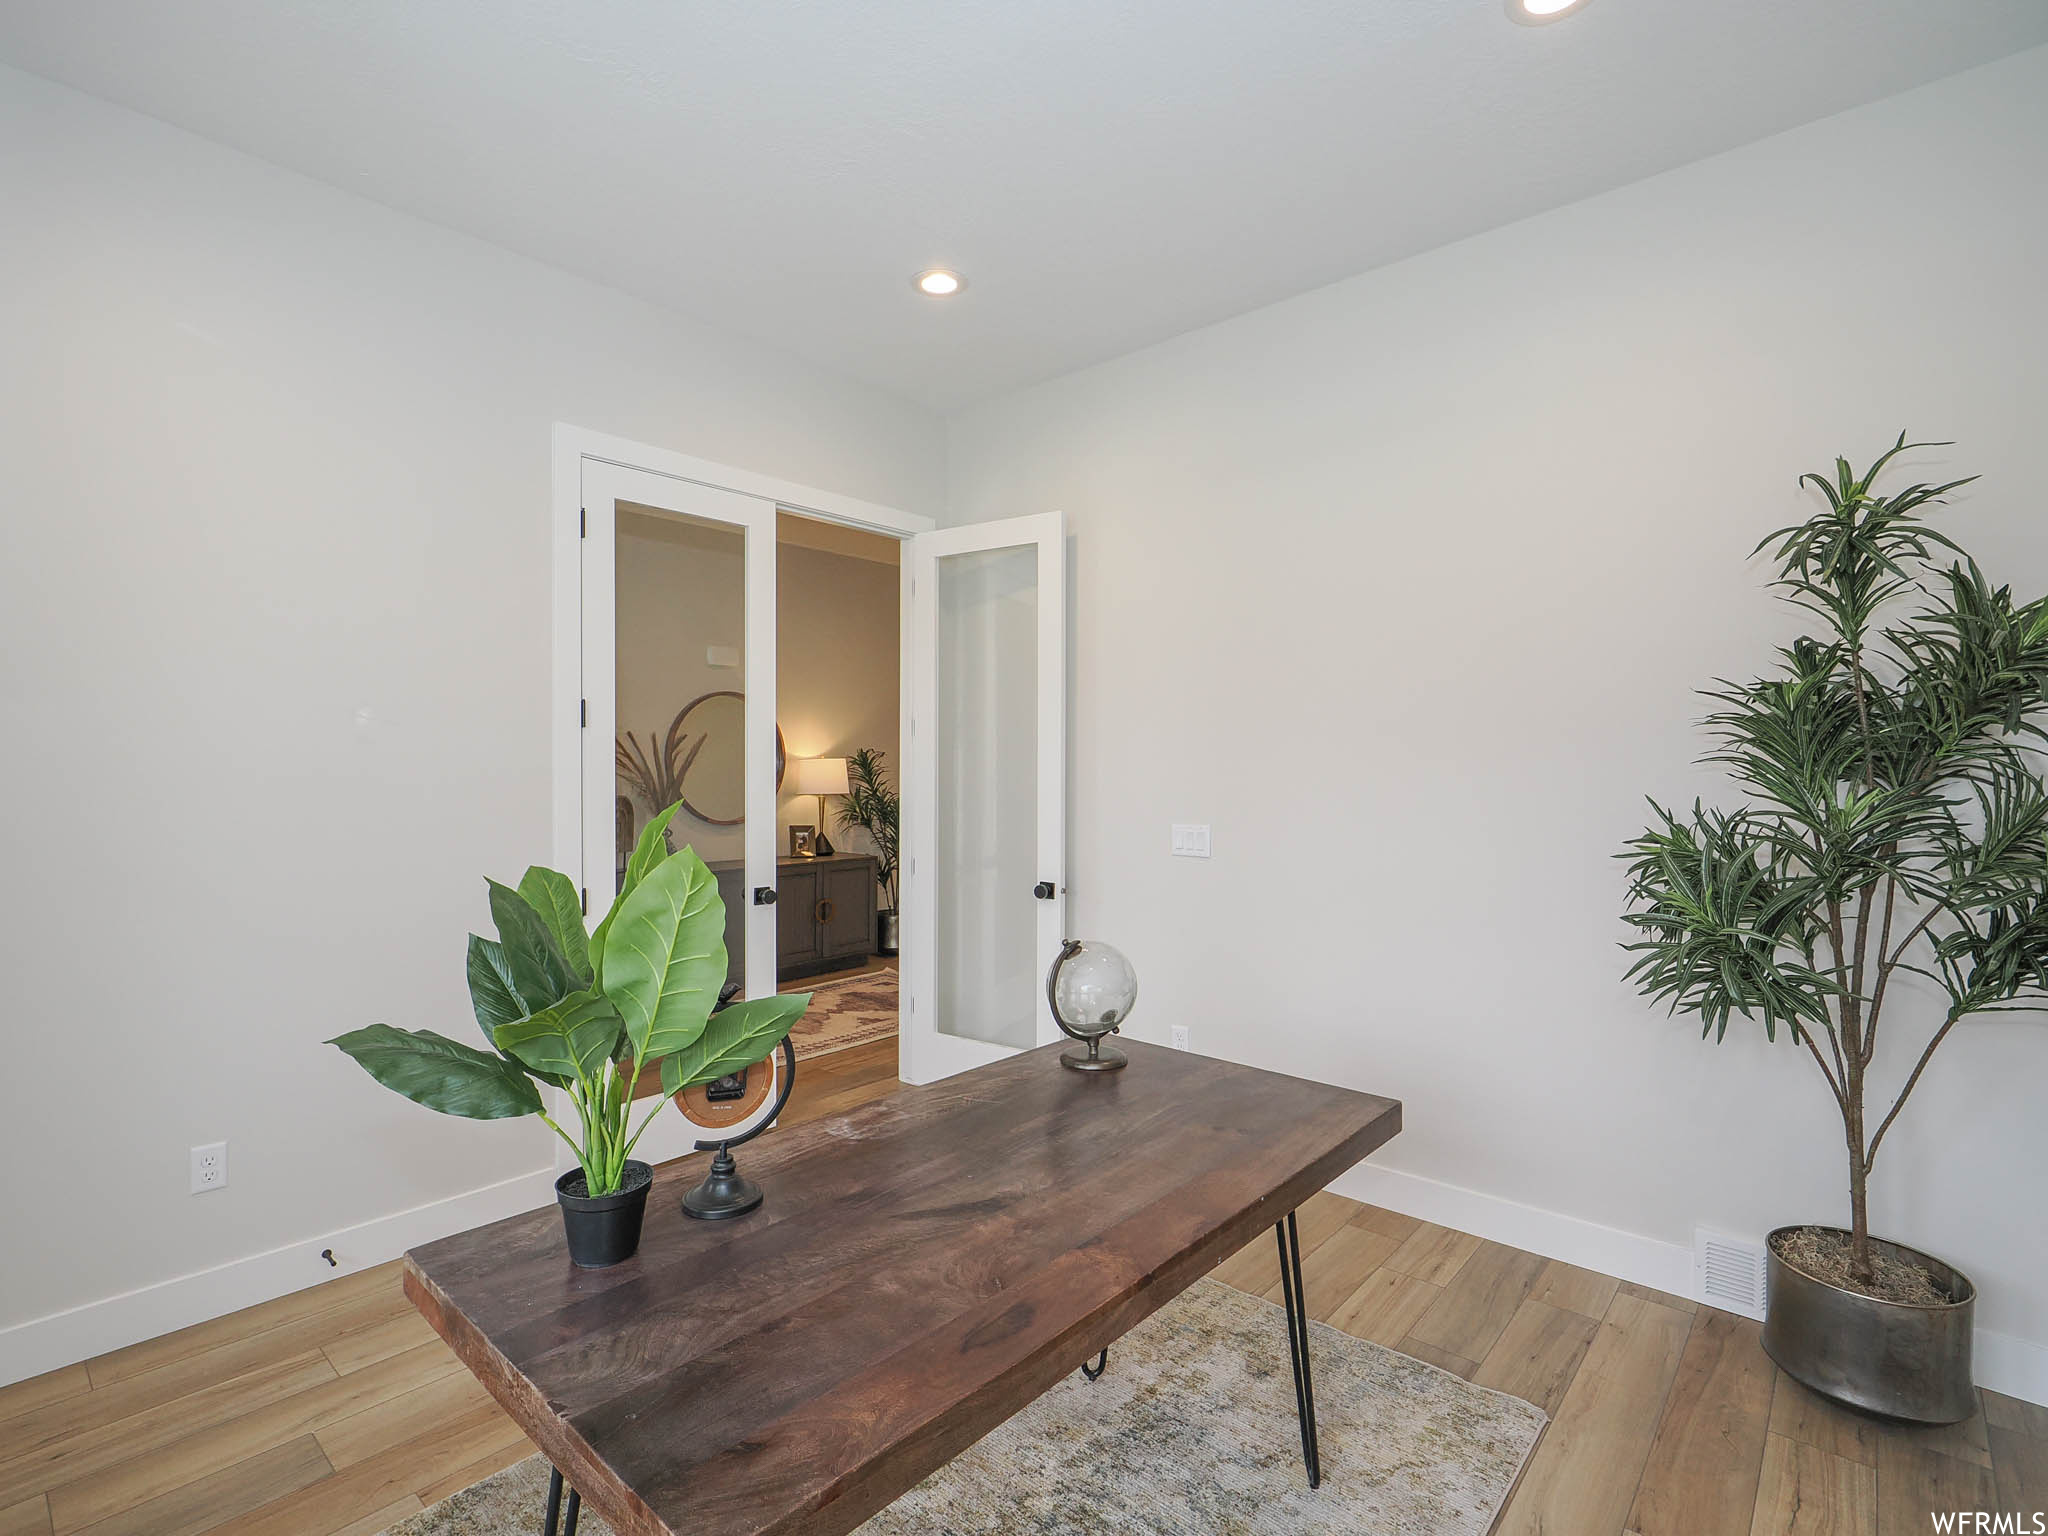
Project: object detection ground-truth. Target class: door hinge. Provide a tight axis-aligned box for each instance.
[579,506,586,538]
[580,886,589,916]
[580,698,588,727]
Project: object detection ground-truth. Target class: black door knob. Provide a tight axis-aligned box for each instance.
[1034,881,1056,900]
[753,886,778,905]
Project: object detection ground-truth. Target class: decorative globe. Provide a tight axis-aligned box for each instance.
[1047,940,1138,1072]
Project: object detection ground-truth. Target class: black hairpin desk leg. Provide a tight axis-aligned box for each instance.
[1081,1348,1109,1381]
[1274,1211,1323,1488]
[541,1468,582,1535]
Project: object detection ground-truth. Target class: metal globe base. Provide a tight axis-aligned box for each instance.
[681,1145,764,1220]
[1060,1037,1128,1073]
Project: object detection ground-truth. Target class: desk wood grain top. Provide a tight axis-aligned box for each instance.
[404,1040,1401,1536]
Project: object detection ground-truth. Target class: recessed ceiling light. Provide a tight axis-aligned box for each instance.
[1507,0,1589,22]
[914,269,964,297]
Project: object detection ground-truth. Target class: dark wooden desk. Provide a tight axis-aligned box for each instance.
[404,1040,1401,1536]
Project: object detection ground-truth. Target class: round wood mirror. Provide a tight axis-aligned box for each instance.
[673,689,786,825]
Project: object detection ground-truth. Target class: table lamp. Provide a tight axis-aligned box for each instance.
[788,756,849,855]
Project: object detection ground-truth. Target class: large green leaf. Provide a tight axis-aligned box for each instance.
[487,880,581,1012]
[465,935,525,1044]
[660,993,808,1095]
[601,845,727,1061]
[518,866,591,983]
[591,803,680,991]
[328,1025,541,1119]
[492,989,624,1083]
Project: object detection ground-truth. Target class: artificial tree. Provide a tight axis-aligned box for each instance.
[1621,438,2048,1289]
[836,746,900,912]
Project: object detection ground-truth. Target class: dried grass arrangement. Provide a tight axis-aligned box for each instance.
[617,709,705,821]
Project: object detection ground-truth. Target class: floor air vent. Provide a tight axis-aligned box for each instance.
[1694,1228,1767,1318]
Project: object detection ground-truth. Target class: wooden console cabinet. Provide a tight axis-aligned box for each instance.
[708,853,877,984]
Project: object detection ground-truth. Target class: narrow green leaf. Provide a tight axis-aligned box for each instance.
[518,866,591,982]
[492,989,624,1083]
[623,804,679,895]
[465,935,525,1044]
[488,879,581,1012]
[328,1025,541,1119]
[591,803,680,990]
[660,993,809,1095]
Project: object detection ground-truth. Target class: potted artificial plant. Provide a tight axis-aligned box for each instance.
[330,805,809,1267]
[1621,438,2048,1423]
[836,746,901,956]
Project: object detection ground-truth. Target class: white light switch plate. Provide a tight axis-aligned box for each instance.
[1171,824,1211,858]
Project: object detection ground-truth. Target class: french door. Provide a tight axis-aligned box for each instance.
[563,434,1068,1104]
[578,460,779,1164]
[900,512,1068,1085]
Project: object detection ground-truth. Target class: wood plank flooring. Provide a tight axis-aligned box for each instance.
[3,1037,2039,1536]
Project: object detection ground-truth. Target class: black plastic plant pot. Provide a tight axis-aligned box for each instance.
[554,1160,653,1268]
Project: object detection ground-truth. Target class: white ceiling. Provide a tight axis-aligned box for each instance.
[4,3,2045,410]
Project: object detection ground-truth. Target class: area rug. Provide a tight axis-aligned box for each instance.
[787,967,897,1060]
[384,1278,1547,1536]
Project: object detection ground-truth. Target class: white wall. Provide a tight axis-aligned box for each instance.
[0,63,940,1375]
[948,46,2048,1375]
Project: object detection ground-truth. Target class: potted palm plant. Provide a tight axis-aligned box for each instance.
[1621,438,2048,1422]
[330,805,809,1267]
[836,746,901,955]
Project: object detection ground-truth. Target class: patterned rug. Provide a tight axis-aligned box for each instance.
[384,1278,1547,1536]
[787,967,897,1060]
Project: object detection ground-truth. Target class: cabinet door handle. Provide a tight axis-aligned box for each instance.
[753,886,778,906]
[816,898,835,923]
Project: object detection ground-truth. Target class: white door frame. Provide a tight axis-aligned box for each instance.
[550,425,933,1162]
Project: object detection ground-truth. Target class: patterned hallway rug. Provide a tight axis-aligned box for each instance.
[384,1278,1547,1536]
[787,967,897,1060]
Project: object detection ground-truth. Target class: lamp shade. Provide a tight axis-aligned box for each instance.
[788,756,850,797]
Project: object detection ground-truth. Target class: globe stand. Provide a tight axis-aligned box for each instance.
[678,1035,797,1223]
[1048,938,1139,1074]
[681,1144,764,1220]
[1059,1036,1128,1073]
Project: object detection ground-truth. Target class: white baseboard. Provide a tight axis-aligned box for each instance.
[8,1155,2044,1410]
[0,1167,557,1390]
[1330,1161,2048,1408]
[1981,1331,2048,1409]
[1329,1162,1697,1298]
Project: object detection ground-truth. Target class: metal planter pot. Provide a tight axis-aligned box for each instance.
[1761,1225,1975,1424]
[877,908,899,957]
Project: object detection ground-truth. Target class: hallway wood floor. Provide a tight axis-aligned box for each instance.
[3,1039,2040,1536]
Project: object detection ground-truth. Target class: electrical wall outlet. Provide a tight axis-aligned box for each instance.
[1170,1025,1192,1051]
[190,1142,228,1194]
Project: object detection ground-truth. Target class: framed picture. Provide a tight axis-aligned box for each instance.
[790,824,817,858]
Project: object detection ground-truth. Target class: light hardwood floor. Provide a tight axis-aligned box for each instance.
[3,1038,2040,1536]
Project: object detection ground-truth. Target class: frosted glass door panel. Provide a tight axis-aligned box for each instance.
[934,545,1039,1049]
